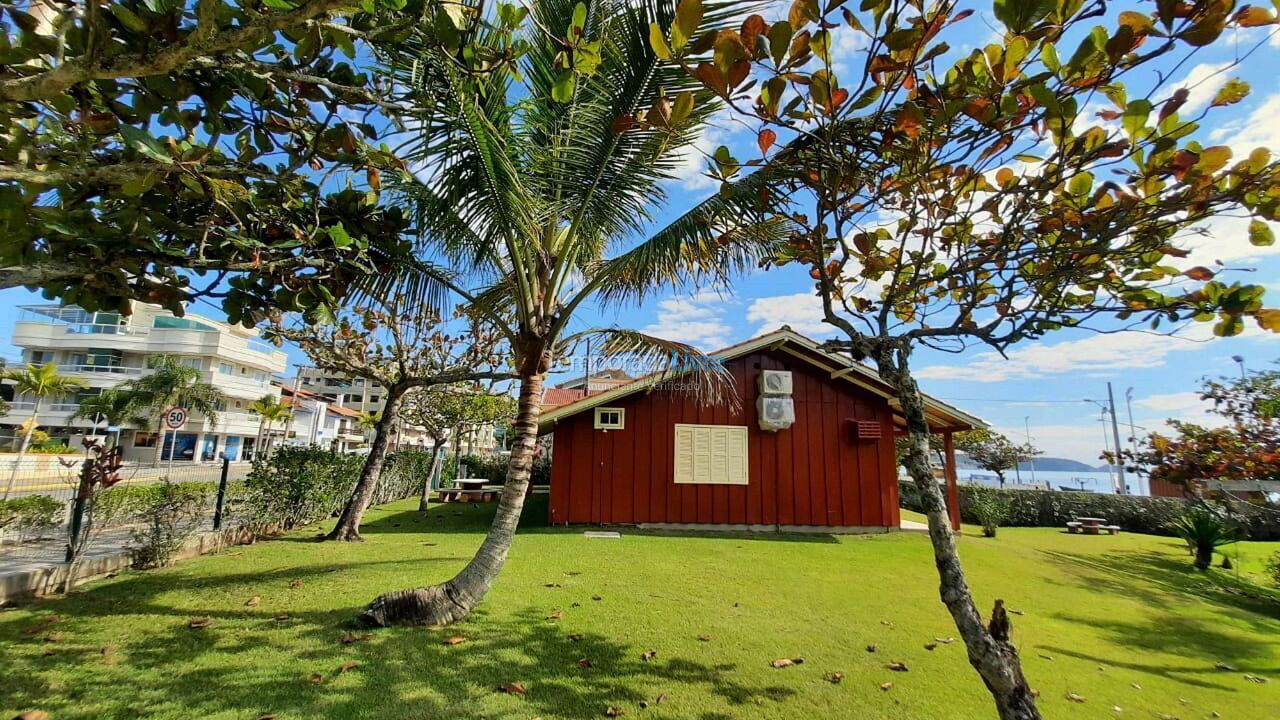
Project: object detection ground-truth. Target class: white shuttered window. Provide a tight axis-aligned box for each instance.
[673,424,748,485]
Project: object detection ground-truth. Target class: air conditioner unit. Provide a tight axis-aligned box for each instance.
[758,370,793,396]
[757,396,795,431]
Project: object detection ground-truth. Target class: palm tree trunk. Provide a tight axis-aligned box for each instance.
[255,419,266,460]
[153,415,166,468]
[359,370,545,626]
[419,437,446,512]
[3,399,41,500]
[326,385,408,542]
[875,345,1041,720]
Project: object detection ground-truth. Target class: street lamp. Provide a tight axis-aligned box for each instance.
[1231,355,1246,380]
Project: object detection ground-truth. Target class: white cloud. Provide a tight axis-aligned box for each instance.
[1135,391,1204,414]
[1174,62,1232,116]
[916,325,1220,382]
[745,292,838,338]
[1000,422,1113,466]
[1222,92,1280,159]
[640,292,734,350]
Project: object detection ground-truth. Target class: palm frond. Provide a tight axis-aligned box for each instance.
[558,327,738,410]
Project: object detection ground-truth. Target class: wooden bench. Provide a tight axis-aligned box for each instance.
[437,488,496,503]
[1067,521,1120,535]
[1066,521,1082,533]
[1102,524,1120,535]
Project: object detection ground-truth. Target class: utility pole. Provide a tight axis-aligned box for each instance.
[1023,416,1037,484]
[582,339,592,393]
[281,370,300,446]
[1107,382,1126,494]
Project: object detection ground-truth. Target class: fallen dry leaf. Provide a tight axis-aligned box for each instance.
[288,579,302,588]
[885,661,909,672]
[592,594,603,601]
[307,672,324,685]
[338,661,360,674]
[1214,662,1235,671]
[245,596,261,607]
[1066,692,1087,703]
[578,658,594,668]
[544,583,561,588]
[641,649,657,663]
[443,636,466,646]
[101,645,119,665]
[823,671,844,684]
[1030,688,1040,698]
[498,682,527,696]
[569,633,584,642]
[880,620,893,627]
[1008,609,1024,616]
[605,707,625,717]
[14,712,49,720]
[341,632,371,644]
[1244,673,1268,683]
[1131,683,1142,690]
[188,618,211,630]
[934,637,956,644]
[697,635,712,642]
[770,658,795,669]
[865,644,878,653]
[924,643,937,651]
[274,614,290,622]
[879,682,894,691]
[547,610,564,621]
[254,715,276,720]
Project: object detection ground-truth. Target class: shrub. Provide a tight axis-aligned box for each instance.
[127,482,213,569]
[900,483,1280,540]
[969,489,1009,538]
[239,447,361,532]
[1265,552,1280,589]
[0,494,65,535]
[1169,506,1239,571]
[375,450,435,505]
[456,453,549,486]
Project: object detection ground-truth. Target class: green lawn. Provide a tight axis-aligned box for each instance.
[3,499,1279,719]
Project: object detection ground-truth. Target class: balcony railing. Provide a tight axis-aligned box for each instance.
[58,363,146,376]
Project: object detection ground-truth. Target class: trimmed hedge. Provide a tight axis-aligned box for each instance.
[900,482,1280,540]
[455,453,550,486]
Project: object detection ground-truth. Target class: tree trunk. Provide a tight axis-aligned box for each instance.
[326,385,407,542]
[1194,544,1213,571]
[2,400,41,500]
[875,344,1041,720]
[153,416,166,468]
[420,438,445,512]
[359,369,546,627]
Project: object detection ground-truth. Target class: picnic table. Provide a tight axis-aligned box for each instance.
[1066,516,1120,535]
[439,478,497,503]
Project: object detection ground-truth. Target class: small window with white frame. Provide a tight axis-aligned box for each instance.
[594,407,624,430]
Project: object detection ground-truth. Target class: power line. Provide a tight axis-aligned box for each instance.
[938,396,1093,405]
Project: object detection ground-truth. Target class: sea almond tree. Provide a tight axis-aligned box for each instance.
[664,0,1280,717]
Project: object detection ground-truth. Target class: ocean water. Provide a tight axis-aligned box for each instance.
[959,469,1148,496]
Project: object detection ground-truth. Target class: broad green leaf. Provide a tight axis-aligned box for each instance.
[1211,78,1249,107]
[569,2,587,39]
[551,71,575,103]
[109,5,149,32]
[672,0,702,51]
[1249,220,1275,247]
[769,20,792,66]
[119,125,173,164]
[261,0,296,9]
[992,0,1053,33]
[1121,99,1151,139]
[1067,171,1093,196]
[670,91,694,126]
[328,224,353,248]
[649,23,672,59]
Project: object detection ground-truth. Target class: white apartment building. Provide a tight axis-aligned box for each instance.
[3,304,288,463]
[295,366,499,453]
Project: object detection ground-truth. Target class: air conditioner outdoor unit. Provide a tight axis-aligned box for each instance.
[758,370,793,395]
[757,396,795,431]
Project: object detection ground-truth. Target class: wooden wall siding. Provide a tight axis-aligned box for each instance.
[547,349,901,528]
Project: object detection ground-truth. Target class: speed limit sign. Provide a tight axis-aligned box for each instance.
[164,406,188,429]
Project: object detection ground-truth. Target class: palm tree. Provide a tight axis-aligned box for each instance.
[356,0,787,626]
[248,395,292,458]
[69,388,148,449]
[2,363,88,498]
[119,356,225,467]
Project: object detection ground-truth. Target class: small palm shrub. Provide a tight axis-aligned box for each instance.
[969,490,1010,538]
[1169,506,1238,571]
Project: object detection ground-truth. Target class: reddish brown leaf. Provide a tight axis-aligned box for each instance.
[499,682,528,695]
[578,657,594,668]
[726,59,750,89]
[1185,266,1216,281]
[443,636,467,646]
[289,579,303,588]
[697,635,712,642]
[1235,6,1276,27]
[612,113,637,135]
[308,672,324,684]
[741,14,767,54]
[694,62,727,95]
[367,167,381,191]
[338,661,360,673]
[188,618,211,630]
[14,712,50,720]
[341,632,371,644]
[605,707,626,717]
[1160,88,1189,122]
[547,610,565,620]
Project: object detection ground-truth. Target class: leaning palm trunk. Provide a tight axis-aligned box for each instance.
[2,400,41,500]
[152,416,167,468]
[359,371,544,626]
[876,346,1041,720]
[419,437,446,512]
[327,387,408,541]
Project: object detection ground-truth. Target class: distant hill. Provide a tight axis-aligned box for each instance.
[1019,457,1098,472]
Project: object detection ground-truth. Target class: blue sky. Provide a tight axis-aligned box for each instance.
[3,6,1278,464]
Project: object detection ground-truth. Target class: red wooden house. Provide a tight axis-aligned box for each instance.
[539,328,984,532]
